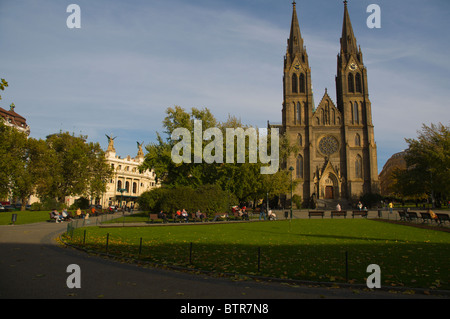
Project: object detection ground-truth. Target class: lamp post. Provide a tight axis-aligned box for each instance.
[289,166,294,221]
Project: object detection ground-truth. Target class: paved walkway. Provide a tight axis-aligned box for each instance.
[0,213,447,301]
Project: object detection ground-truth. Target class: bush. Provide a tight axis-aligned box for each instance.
[292,194,302,209]
[69,197,90,210]
[138,184,237,216]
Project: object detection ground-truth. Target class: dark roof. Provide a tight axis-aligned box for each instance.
[0,105,28,128]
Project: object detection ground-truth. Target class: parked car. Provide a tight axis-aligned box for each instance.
[0,204,5,211]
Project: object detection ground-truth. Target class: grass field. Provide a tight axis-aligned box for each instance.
[0,210,51,225]
[63,219,450,290]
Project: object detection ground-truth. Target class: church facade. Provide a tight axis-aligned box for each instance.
[270,2,379,207]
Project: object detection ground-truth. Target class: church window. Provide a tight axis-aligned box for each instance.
[292,74,298,93]
[355,133,361,146]
[298,134,303,146]
[296,155,304,179]
[355,73,362,93]
[355,155,362,178]
[296,102,301,123]
[348,73,354,93]
[319,135,339,156]
[353,102,359,124]
[299,73,305,93]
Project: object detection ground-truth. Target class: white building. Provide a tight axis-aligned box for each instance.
[100,136,159,209]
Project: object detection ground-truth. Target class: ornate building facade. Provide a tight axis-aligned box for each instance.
[270,2,379,206]
[101,136,160,209]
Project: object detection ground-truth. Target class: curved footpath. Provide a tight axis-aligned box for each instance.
[0,213,447,301]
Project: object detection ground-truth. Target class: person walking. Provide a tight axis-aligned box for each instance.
[259,203,266,221]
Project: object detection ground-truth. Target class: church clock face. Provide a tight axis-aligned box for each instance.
[349,63,357,71]
[294,63,300,71]
[318,135,339,156]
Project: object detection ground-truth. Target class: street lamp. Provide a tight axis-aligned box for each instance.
[289,166,294,221]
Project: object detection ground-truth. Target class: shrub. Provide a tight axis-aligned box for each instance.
[138,184,237,216]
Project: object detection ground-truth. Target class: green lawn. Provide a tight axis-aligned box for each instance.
[63,219,450,290]
[0,210,51,225]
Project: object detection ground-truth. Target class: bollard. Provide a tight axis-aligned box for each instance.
[138,237,143,258]
[345,251,349,282]
[106,233,109,253]
[257,247,261,272]
[189,242,193,264]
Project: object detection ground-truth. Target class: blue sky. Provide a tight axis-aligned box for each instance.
[1,0,449,173]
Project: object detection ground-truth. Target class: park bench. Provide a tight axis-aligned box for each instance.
[308,211,324,219]
[48,212,57,222]
[331,211,347,218]
[148,213,159,223]
[398,211,408,222]
[436,213,450,226]
[420,212,433,223]
[407,212,420,222]
[352,211,368,218]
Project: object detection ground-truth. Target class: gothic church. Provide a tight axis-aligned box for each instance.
[270,1,379,207]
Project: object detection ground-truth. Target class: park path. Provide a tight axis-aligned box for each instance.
[0,213,445,301]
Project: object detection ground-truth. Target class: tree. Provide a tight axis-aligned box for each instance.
[0,78,8,100]
[394,123,450,206]
[140,106,297,204]
[0,123,51,210]
[39,132,113,204]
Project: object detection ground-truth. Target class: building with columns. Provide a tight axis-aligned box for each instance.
[100,136,160,209]
[269,1,379,208]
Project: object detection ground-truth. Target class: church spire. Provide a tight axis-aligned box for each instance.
[340,0,358,56]
[287,1,304,58]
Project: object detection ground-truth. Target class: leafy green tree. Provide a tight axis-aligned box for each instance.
[140,106,298,205]
[394,123,450,206]
[40,132,112,204]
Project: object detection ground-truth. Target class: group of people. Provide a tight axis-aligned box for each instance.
[50,208,72,223]
[50,208,91,223]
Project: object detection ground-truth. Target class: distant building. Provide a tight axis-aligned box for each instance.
[0,103,30,135]
[100,136,160,209]
[378,151,407,197]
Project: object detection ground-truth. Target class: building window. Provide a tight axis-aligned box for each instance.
[117,180,122,190]
[292,74,298,93]
[355,73,362,93]
[296,155,303,179]
[348,73,354,93]
[125,181,130,192]
[133,182,137,194]
[298,134,303,146]
[296,102,301,123]
[355,155,362,178]
[353,102,359,124]
[299,73,305,93]
[355,133,361,146]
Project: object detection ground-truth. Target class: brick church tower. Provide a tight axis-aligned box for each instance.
[274,1,379,208]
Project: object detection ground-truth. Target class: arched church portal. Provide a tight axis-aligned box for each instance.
[320,173,339,199]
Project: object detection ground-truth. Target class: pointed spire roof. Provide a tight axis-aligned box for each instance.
[340,0,358,55]
[287,1,304,58]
